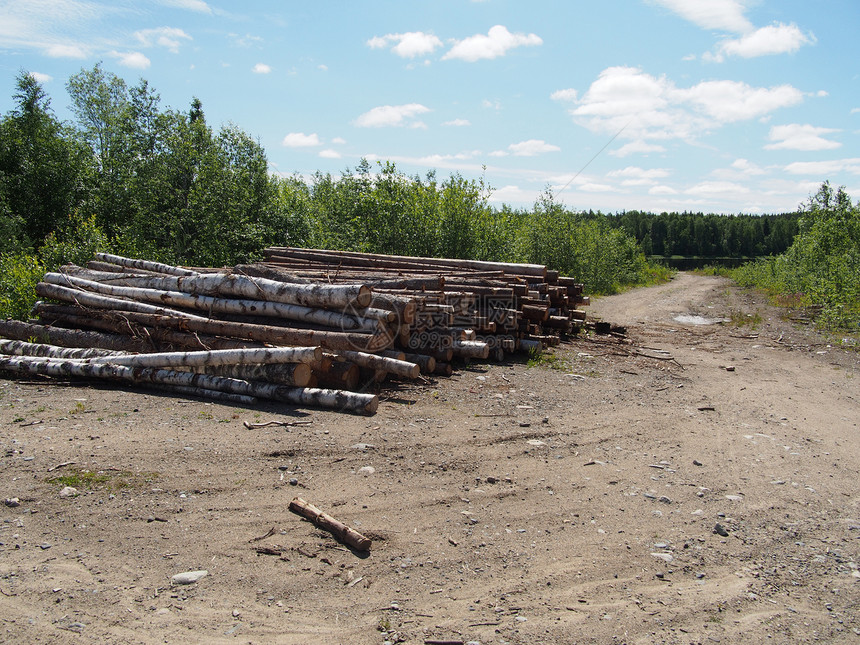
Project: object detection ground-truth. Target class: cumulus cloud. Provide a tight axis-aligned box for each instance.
[29,71,52,83]
[649,185,678,195]
[607,166,670,185]
[282,132,322,148]
[252,63,271,74]
[110,51,151,69]
[649,0,753,33]
[551,88,578,102]
[765,123,841,151]
[686,181,750,196]
[443,119,471,127]
[319,149,341,159]
[443,25,542,62]
[367,31,443,58]
[354,103,431,128]
[158,0,212,13]
[567,66,803,151]
[507,139,561,156]
[45,43,88,58]
[708,23,814,61]
[784,158,860,176]
[135,26,192,53]
[610,140,667,157]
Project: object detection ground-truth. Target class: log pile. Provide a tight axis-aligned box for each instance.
[0,250,592,415]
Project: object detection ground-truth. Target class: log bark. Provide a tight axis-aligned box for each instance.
[48,272,384,333]
[451,340,490,359]
[36,281,207,320]
[85,346,322,369]
[334,349,420,379]
[288,497,371,551]
[0,319,150,352]
[0,339,124,360]
[0,355,378,414]
[81,268,372,310]
[35,303,392,352]
[314,361,359,391]
[200,362,311,387]
[94,252,200,276]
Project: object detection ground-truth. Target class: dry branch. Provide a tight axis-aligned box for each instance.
[288,497,372,551]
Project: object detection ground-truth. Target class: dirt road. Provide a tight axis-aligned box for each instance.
[1,273,858,644]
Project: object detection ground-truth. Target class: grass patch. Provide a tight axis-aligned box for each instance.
[47,468,159,491]
[527,349,573,371]
[728,310,762,330]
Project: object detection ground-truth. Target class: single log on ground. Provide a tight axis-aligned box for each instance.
[288,497,372,551]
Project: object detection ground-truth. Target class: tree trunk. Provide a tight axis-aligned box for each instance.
[85,346,322,369]
[94,252,200,276]
[0,319,150,352]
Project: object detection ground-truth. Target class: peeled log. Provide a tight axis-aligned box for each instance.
[335,349,420,379]
[288,497,371,551]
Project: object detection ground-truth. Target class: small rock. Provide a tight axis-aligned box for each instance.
[351,443,376,451]
[59,486,78,498]
[713,523,729,537]
[277,465,289,471]
[693,460,703,466]
[651,552,673,563]
[288,478,298,486]
[725,494,744,502]
[171,570,208,585]
[486,476,498,484]
[39,543,52,550]
[232,609,240,618]
[542,417,549,424]
[519,422,531,428]
[658,496,672,504]
[4,497,20,507]
[357,466,375,476]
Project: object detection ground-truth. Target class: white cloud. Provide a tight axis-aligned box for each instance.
[110,51,151,69]
[765,123,841,151]
[551,88,578,102]
[607,166,670,185]
[488,185,531,204]
[784,158,860,176]
[731,158,767,175]
[443,118,471,127]
[709,23,814,61]
[29,71,53,83]
[650,0,753,33]
[569,66,803,148]
[252,63,272,74]
[610,140,667,157]
[578,183,614,193]
[45,43,88,58]
[319,149,341,159]
[687,181,750,196]
[482,99,502,110]
[443,25,542,62]
[354,103,431,128]
[367,31,443,58]
[331,137,347,144]
[649,185,678,195]
[158,0,212,13]
[508,139,561,156]
[135,26,192,53]
[229,33,264,48]
[282,132,322,147]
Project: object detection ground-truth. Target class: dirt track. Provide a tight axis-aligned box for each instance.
[1,273,858,644]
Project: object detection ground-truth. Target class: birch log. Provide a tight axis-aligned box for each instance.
[34,303,391,352]
[0,355,378,414]
[0,339,125,360]
[94,252,200,276]
[47,272,384,332]
[84,346,322,369]
[335,349,420,379]
[73,269,372,310]
[0,319,150,352]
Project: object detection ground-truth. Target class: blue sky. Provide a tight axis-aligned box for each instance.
[1,0,858,214]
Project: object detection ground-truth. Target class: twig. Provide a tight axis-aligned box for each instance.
[243,419,312,429]
[249,526,276,543]
[47,461,76,472]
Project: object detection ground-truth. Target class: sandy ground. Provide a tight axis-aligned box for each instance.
[1,272,858,645]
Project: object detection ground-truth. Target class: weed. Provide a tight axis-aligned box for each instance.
[47,468,159,491]
[728,310,762,330]
[527,350,572,372]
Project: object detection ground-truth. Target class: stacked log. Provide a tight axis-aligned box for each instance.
[261,247,589,358]
[0,250,593,415]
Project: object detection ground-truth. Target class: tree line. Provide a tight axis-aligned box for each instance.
[0,64,853,328]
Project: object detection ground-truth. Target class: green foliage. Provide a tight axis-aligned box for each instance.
[0,251,44,320]
[733,182,860,330]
